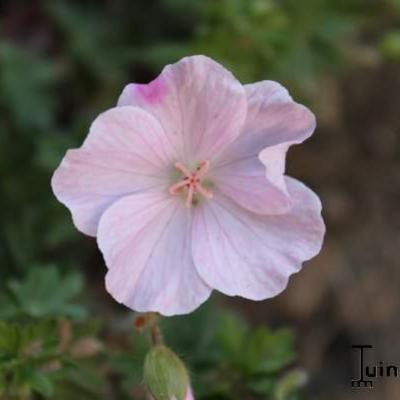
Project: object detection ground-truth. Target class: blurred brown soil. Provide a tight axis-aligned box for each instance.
[231,63,400,400]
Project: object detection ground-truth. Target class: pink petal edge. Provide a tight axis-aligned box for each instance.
[97,191,212,316]
[192,177,325,300]
[118,55,248,162]
[51,106,174,236]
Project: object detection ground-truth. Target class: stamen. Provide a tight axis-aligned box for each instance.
[196,184,213,199]
[185,185,194,208]
[196,160,210,179]
[174,162,192,178]
[169,178,190,195]
[169,160,213,207]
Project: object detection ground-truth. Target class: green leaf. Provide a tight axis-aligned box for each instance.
[246,376,275,395]
[0,42,58,131]
[381,30,400,62]
[52,361,106,400]
[0,322,20,355]
[5,264,87,320]
[274,369,308,400]
[25,369,55,397]
[215,314,248,360]
[0,320,57,357]
[244,327,295,374]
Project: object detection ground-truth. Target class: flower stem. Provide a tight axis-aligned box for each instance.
[150,321,163,346]
[134,312,164,346]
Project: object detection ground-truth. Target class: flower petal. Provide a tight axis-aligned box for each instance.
[51,106,174,236]
[212,81,316,215]
[212,146,291,215]
[192,177,325,300]
[98,191,212,316]
[118,55,247,161]
[82,106,176,168]
[242,80,316,148]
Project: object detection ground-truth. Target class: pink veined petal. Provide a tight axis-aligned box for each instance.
[51,106,175,236]
[212,81,316,215]
[97,191,212,316]
[242,80,316,148]
[192,177,325,301]
[82,106,176,168]
[211,146,291,215]
[117,55,247,161]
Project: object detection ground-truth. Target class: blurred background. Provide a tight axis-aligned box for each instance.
[1,0,400,399]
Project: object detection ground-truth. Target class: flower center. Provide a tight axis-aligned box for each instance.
[169,160,213,208]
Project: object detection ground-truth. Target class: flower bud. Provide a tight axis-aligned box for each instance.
[184,387,194,400]
[144,345,190,400]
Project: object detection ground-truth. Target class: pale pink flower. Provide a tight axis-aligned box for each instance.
[52,55,325,316]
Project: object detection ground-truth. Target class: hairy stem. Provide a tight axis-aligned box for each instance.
[150,321,163,346]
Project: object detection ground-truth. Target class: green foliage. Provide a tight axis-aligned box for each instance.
[212,312,303,399]
[185,308,303,399]
[216,314,295,375]
[112,305,305,399]
[0,318,105,400]
[0,43,58,131]
[195,0,357,88]
[381,31,400,61]
[275,370,308,400]
[0,269,103,399]
[0,320,58,399]
[0,42,77,273]
[0,265,87,320]
[145,0,400,98]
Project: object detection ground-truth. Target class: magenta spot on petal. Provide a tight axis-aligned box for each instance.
[134,77,165,104]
